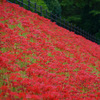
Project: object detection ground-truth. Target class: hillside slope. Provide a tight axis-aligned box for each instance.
[0,1,100,100]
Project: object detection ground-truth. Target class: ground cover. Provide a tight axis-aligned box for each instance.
[0,1,100,100]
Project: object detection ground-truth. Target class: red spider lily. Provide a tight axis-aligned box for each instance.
[0,1,100,99]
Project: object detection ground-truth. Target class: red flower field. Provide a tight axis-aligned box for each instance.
[0,1,100,100]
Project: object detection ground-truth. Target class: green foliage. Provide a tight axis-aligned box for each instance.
[44,0,62,17]
[89,10,100,16]
[30,0,48,10]
[30,0,49,12]
[8,0,49,14]
[58,0,100,40]
[66,15,81,23]
[95,30,100,44]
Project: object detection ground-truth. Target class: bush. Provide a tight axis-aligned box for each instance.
[44,0,62,17]
[7,0,49,15]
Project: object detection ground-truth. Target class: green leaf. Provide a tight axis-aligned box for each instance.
[66,15,81,22]
[89,10,100,16]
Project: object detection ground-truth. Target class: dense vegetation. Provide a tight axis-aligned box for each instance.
[58,0,100,41]
[44,0,62,17]
[44,0,100,43]
[0,1,100,99]
[7,0,100,44]
[8,0,49,11]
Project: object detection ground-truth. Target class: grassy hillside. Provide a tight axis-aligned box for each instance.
[0,1,100,100]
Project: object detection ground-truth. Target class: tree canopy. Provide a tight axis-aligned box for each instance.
[57,0,100,43]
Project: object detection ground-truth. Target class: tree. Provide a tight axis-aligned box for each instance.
[58,0,100,37]
[44,0,62,17]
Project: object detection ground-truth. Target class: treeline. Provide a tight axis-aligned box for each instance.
[44,0,100,42]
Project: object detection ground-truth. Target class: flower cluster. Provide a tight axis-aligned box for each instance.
[0,1,100,100]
